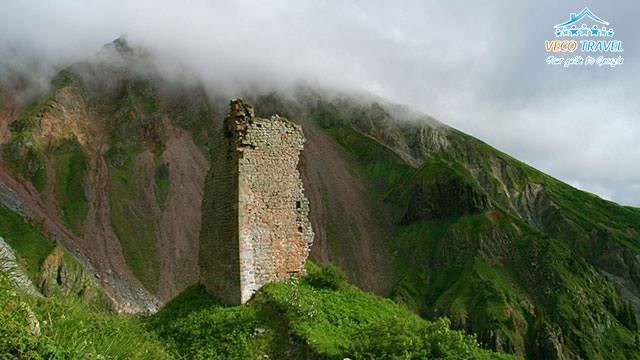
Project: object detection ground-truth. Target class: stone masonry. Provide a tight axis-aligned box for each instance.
[200,99,314,304]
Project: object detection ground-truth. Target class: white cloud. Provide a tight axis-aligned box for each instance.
[1,0,638,205]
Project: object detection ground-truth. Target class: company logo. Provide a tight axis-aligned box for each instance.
[545,7,624,68]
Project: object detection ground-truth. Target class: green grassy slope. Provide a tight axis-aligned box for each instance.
[304,97,640,358]
[108,160,161,293]
[1,40,222,298]
[2,71,90,235]
[1,66,166,292]
[52,138,89,235]
[0,204,55,280]
[0,200,166,358]
[0,268,169,359]
[0,259,515,359]
[0,201,514,360]
[2,97,50,192]
[3,40,639,358]
[148,262,516,359]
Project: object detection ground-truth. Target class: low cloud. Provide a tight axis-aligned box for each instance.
[1,0,638,205]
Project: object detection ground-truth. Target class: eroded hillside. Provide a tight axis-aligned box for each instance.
[285,93,640,358]
[0,38,639,358]
[0,39,219,310]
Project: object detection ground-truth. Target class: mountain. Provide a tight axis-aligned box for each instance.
[0,38,639,358]
[297,97,640,358]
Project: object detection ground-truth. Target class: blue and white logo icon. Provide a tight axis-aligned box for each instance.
[554,7,614,38]
[545,7,624,68]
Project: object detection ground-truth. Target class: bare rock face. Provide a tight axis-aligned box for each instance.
[38,247,113,307]
[0,237,42,297]
[200,99,313,304]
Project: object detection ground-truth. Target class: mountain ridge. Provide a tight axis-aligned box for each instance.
[0,38,638,358]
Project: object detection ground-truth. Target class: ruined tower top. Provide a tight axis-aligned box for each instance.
[200,99,314,304]
[228,98,255,119]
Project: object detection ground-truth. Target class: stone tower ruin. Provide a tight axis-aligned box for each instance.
[200,99,314,304]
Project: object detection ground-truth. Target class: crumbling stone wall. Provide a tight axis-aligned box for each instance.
[200,99,313,304]
[198,105,241,304]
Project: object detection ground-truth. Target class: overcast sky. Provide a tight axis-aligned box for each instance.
[1,0,639,206]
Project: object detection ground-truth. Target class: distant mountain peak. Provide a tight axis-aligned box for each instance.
[105,36,133,54]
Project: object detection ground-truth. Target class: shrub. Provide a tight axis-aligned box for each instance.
[105,146,129,168]
[2,136,47,192]
[52,137,89,235]
[351,317,496,359]
[304,262,348,291]
[0,300,60,359]
[155,163,170,207]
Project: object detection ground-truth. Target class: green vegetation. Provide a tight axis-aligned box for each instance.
[7,98,48,134]
[103,79,166,293]
[0,261,515,359]
[11,66,214,299]
[2,63,214,301]
[165,86,213,148]
[0,202,167,359]
[148,263,515,359]
[0,226,514,360]
[306,99,640,358]
[0,204,55,280]
[309,106,410,199]
[304,262,348,291]
[1,80,74,193]
[1,69,88,200]
[387,212,534,355]
[3,130,48,193]
[52,138,89,235]
[107,80,163,160]
[154,163,170,209]
[38,247,114,310]
[50,68,80,90]
[109,162,161,293]
[0,263,169,359]
[460,134,640,254]
[3,57,639,359]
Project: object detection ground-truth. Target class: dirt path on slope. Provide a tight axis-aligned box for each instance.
[299,119,396,295]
